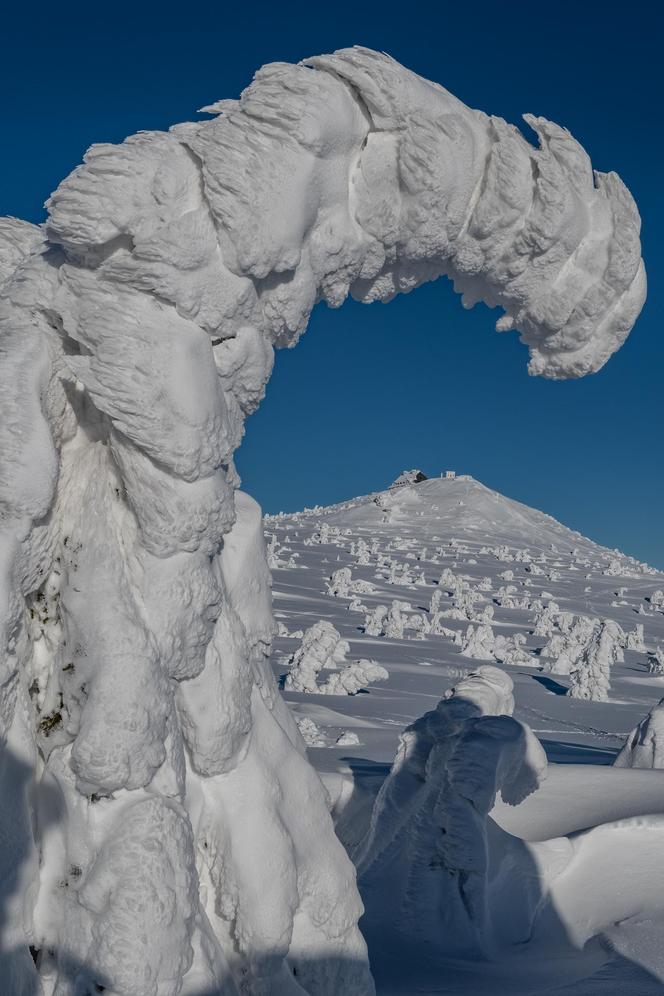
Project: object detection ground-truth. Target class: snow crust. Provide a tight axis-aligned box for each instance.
[0,44,647,995]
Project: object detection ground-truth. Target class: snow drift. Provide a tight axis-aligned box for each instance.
[0,45,646,995]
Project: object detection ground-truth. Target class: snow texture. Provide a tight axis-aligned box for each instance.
[0,44,647,995]
[267,473,664,993]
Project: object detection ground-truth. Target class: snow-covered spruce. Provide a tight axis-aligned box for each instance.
[614,699,664,768]
[284,620,350,692]
[540,614,600,676]
[0,45,646,995]
[567,619,624,701]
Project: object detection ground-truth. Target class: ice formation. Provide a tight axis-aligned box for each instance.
[0,43,646,994]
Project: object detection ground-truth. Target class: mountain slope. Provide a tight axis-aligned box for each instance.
[265,472,664,993]
[321,475,618,557]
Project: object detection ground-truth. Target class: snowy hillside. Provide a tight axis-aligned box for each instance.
[267,473,664,993]
[0,41,648,996]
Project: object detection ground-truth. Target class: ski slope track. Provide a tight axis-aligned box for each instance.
[0,45,648,996]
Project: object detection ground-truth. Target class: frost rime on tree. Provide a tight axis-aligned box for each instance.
[615,699,664,769]
[0,43,645,995]
[355,667,546,958]
[567,619,623,701]
[284,620,350,692]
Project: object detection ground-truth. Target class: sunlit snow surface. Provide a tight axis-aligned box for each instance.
[0,43,649,994]
[267,475,664,994]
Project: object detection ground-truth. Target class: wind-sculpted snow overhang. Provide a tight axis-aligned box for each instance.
[303,48,646,378]
[44,46,645,384]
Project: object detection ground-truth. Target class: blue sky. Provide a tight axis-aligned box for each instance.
[3,0,662,566]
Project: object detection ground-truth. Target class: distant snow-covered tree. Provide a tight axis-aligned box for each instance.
[615,699,664,768]
[567,619,623,701]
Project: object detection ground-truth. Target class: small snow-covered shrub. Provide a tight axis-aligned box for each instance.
[648,646,664,675]
[284,621,350,692]
[624,623,646,653]
[327,567,352,597]
[493,633,532,666]
[297,716,327,746]
[364,605,388,636]
[336,730,362,746]
[460,624,496,661]
[319,660,389,696]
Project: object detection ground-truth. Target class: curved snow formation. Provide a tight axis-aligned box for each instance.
[0,46,646,995]
[357,669,664,989]
[356,666,548,958]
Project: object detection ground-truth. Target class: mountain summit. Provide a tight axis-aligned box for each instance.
[310,473,632,562]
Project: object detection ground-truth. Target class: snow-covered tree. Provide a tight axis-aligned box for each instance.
[614,699,664,768]
[327,567,353,597]
[285,621,350,693]
[297,716,327,746]
[364,605,388,637]
[648,645,664,675]
[625,623,646,653]
[460,624,496,660]
[567,619,623,701]
[355,539,371,565]
[0,39,645,994]
[383,601,408,639]
[319,660,389,696]
[540,615,598,676]
[532,601,561,636]
[493,633,532,666]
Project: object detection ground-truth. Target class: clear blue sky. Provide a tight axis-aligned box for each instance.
[3,0,662,566]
